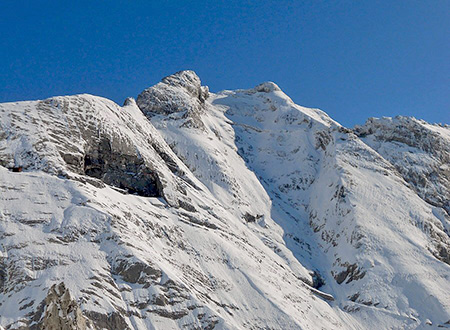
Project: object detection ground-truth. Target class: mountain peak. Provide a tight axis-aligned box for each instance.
[161,70,202,93]
[253,81,282,93]
[122,96,137,107]
[1,72,449,329]
[136,70,209,116]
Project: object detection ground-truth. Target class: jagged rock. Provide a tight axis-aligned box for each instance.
[137,71,209,116]
[83,137,162,197]
[0,93,194,204]
[0,266,5,294]
[112,258,162,284]
[122,97,136,107]
[333,263,366,284]
[137,70,209,129]
[311,271,325,289]
[161,70,209,102]
[243,212,262,223]
[39,283,87,330]
[83,311,129,330]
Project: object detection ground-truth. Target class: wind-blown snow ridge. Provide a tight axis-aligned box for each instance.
[0,70,449,329]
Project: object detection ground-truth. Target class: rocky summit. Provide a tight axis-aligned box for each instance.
[0,71,449,329]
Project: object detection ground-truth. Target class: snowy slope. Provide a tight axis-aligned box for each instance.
[138,71,450,329]
[355,116,450,217]
[0,92,352,330]
[0,71,449,329]
[213,85,450,329]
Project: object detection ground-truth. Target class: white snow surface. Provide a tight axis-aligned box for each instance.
[0,71,449,329]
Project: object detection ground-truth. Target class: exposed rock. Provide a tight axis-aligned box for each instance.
[137,71,209,129]
[315,130,333,150]
[333,263,366,285]
[39,283,87,330]
[122,97,136,107]
[348,293,360,302]
[1,71,450,330]
[177,199,197,213]
[311,271,325,289]
[83,137,163,197]
[355,116,450,215]
[0,266,5,293]
[0,250,6,294]
[112,259,162,284]
[83,311,129,330]
[0,95,173,199]
[161,70,209,102]
[137,70,209,116]
[243,212,262,223]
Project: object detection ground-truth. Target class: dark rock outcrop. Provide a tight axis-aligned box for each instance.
[83,137,163,197]
[333,263,366,285]
[112,258,162,284]
[83,311,129,330]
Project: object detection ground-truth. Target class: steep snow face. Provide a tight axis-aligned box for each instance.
[0,91,353,329]
[137,74,325,310]
[211,88,450,329]
[0,70,449,329]
[309,130,450,326]
[355,116,450,217]
[137,75,274,221]
[139,71,450,329]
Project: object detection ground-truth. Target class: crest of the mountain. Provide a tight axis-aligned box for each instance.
[137,70,209,128]
[0,71,449,329]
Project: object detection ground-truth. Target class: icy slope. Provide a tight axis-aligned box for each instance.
[0,92,351,329]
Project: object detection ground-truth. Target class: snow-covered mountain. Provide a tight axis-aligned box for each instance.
[0,70,448,329]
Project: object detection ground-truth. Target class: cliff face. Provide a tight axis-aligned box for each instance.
[0,71,449,329]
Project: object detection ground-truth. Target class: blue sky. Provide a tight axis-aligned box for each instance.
[0,1,448,126]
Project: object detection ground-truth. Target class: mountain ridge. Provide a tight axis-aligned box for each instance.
[0,70,449,329]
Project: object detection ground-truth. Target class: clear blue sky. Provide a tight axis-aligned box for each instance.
[1,1,448,126]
